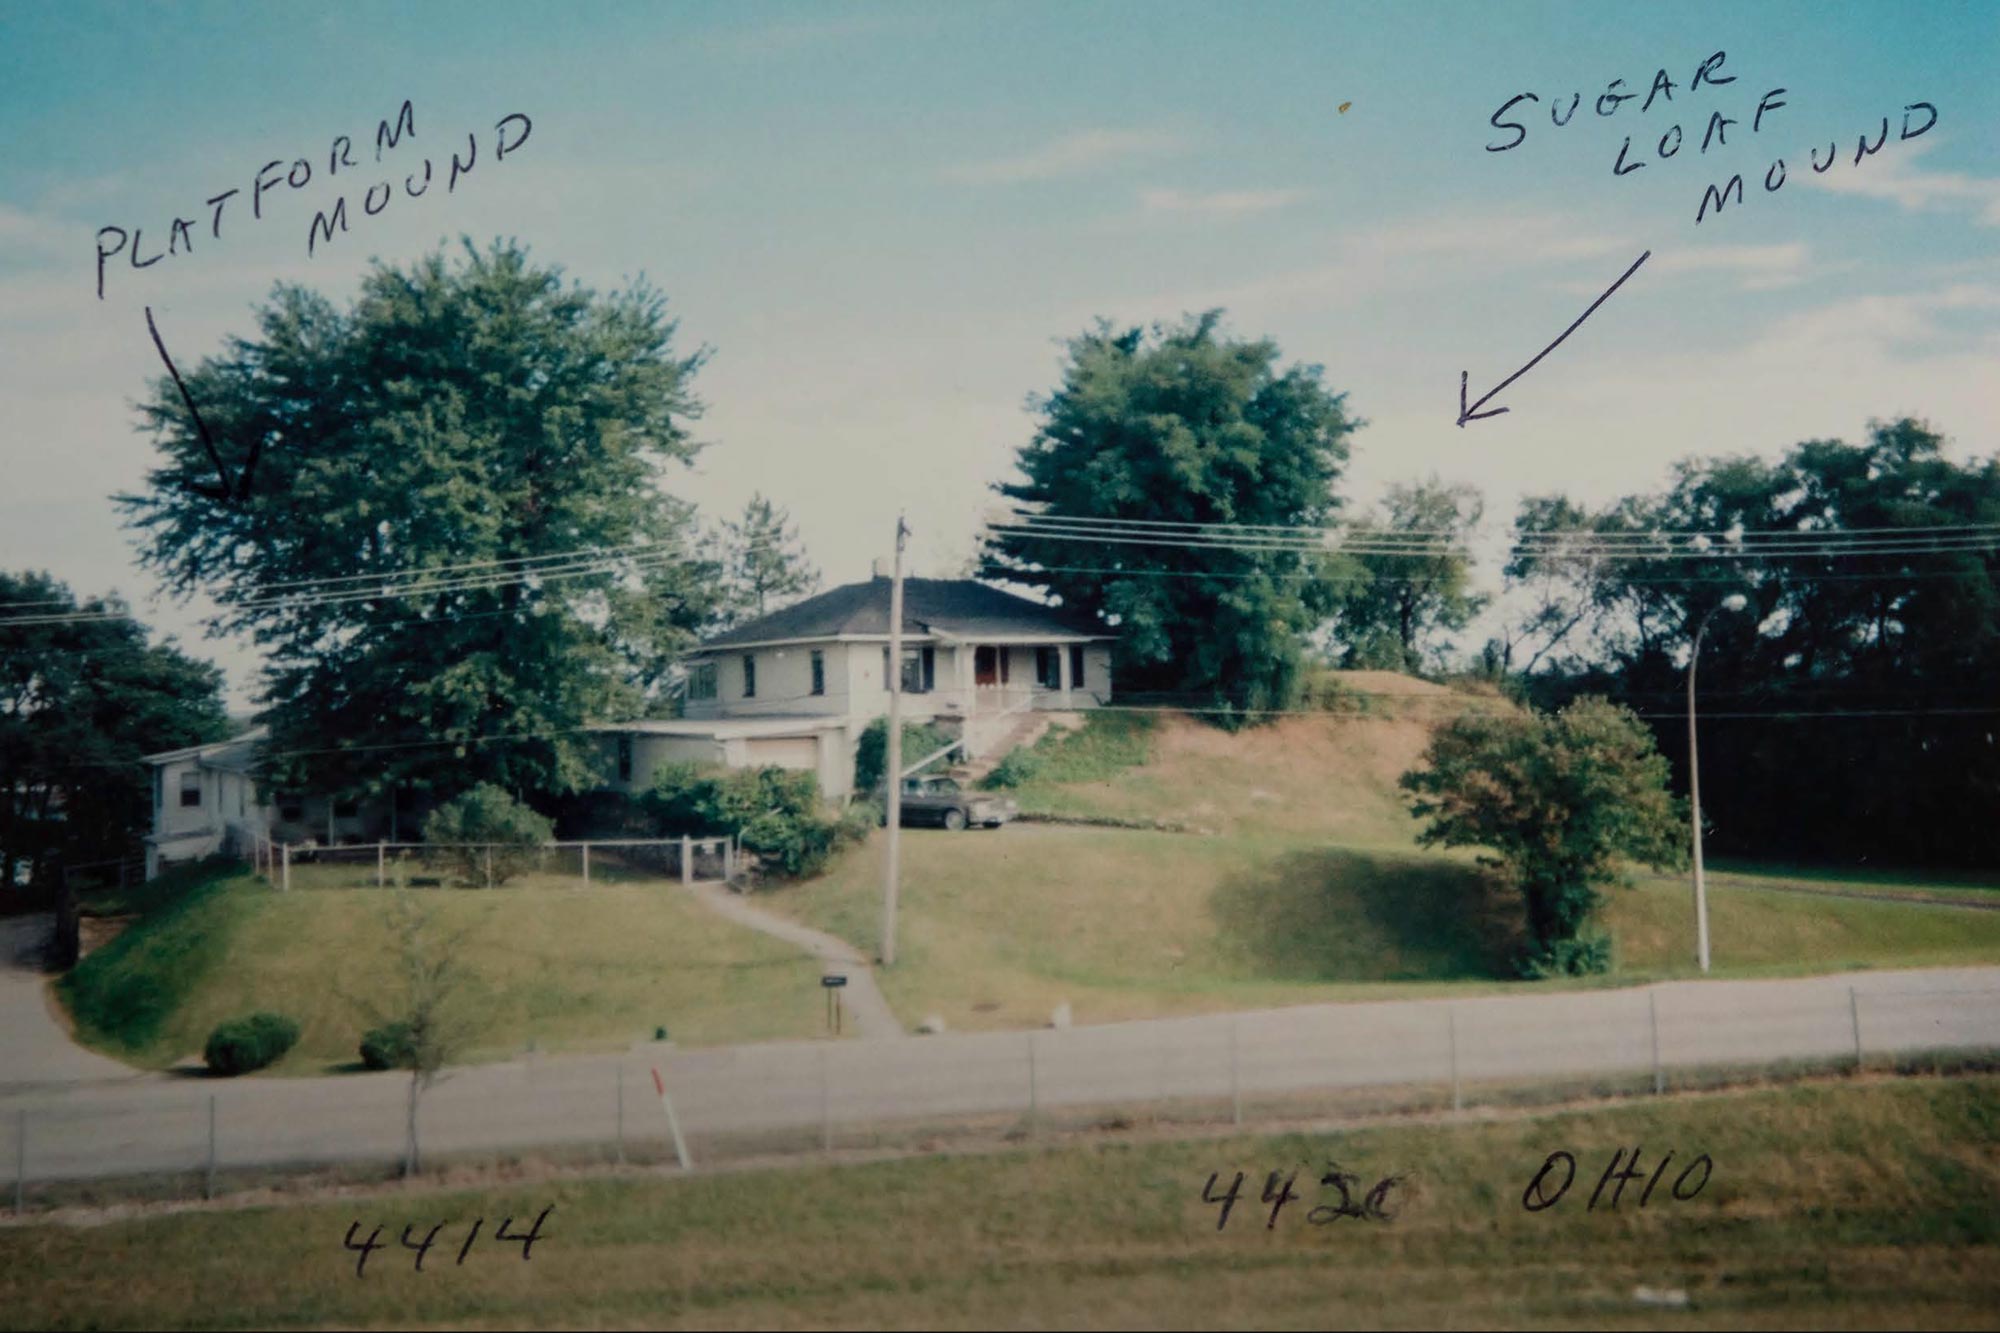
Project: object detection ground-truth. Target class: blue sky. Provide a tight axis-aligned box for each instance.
[3,0,1996,705]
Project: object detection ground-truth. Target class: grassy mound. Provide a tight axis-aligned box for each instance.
[58,866,832,1073]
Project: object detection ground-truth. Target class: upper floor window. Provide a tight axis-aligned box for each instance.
[742,654,757,699]
[179,771,202,808]
[688,662,717,701]
[810,650,825,696]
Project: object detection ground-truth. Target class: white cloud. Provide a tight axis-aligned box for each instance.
[1639,242,1812,292]
[1795,136,2000,227]
[945,128,1187,185]
[1137,187,1305,218]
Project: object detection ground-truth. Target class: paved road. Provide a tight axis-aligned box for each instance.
[0,916,147,1096]
[4,964,1995,1185]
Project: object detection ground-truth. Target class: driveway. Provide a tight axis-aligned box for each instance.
[0,914,146,1093]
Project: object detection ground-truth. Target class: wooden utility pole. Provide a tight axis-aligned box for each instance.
[881,514,909,967]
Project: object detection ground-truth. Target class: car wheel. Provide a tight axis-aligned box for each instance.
[943,808,967,831]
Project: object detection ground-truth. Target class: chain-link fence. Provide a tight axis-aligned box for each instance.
[7,977,1997,1210]
[251,838,738,892]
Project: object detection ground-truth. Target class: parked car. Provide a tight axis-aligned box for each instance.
[881,775,1018,830]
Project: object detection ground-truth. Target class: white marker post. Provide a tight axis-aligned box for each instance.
[651,1066,692,1170]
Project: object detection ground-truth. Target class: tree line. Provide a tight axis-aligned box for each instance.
[5,238,1991,899]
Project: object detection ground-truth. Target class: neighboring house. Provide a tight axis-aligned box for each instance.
[141,576,1115,876]
[591,575,1115,801]
[141,727,398,879]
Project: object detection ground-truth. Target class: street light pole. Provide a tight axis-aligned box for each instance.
[881,515,909,968]
[1687,610,1713,975]
[1687,594,1745,975]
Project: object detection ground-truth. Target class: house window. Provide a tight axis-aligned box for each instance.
[279,795,304,823]
[883,646,932,693]
[688,662,717,701]
[153,767,162,811]
[1070,644,1086,689]
[179,771,202,808]
[810,650,825,696]
[1035,646,1061,689]
[334,798,358,819]
[617,734,633,783]
[742,655,757,699]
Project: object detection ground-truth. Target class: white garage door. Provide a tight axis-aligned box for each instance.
[743,736,820,770]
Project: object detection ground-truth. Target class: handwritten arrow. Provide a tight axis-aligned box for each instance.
[145,305,246,502]
[1457,249,1651,427]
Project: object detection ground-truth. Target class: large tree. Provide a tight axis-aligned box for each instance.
[1331,476,1488,674]
[0,572,228,894]
[981,311,1358,722]
[715,492,820,629]
[119,239,713,811]
[1400,696,1686,972]
[1502,418,2000,867]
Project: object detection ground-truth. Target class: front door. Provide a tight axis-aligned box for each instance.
[974,645,998,685]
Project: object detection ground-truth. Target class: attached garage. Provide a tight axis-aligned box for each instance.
[742,735,821,770]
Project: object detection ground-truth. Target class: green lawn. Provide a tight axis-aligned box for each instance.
[60,862,828,1074]
[4,1074,1994,1329]
[762,698,2000,1032]
[769,823,2000,1033]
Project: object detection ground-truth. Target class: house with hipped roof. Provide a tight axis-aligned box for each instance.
[142,576,1115,876]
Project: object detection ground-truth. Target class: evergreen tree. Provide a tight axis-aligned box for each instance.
[718,493,820,627]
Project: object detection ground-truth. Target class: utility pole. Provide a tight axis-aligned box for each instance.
[1687,593,1746,975]
[881,514,909,967]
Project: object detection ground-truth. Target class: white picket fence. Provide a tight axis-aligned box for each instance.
[250,836,740,891]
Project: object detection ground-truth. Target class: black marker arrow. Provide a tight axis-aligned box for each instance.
[1457,249,1651,427]
[145,305,241,502]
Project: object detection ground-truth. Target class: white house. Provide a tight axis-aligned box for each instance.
[590,576,1115,801]
[141,576,1114,875]
[141,727,398,879]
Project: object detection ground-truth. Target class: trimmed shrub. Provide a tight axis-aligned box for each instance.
[359,1020,416,1071]
[421,784,555,886]
[203,1011,300,1076]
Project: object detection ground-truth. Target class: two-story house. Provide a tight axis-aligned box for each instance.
[589,575,1115,801]
[141,576,1115,875]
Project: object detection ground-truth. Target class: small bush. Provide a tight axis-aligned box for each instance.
[203,1011,300,1076]
[1516,931,1615,979]
[421,784,554,886]
[358,1020,416,1071]
[981,749,1043,789]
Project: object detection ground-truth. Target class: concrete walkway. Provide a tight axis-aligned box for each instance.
[0,915,151,1094]
[685,883,906,1039]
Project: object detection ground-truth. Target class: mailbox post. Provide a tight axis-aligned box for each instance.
[821,974,848,1035]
